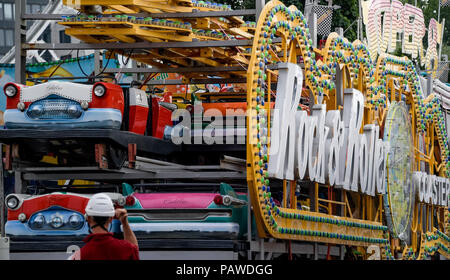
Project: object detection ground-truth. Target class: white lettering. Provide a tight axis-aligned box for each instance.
[268,63,389,196]
[414,171,449,206]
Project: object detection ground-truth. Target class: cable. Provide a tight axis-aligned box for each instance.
[121,49,134,66]
[114,49,135,84]
[47,49,74,79]
[95,50,114,77]
[77,49,91,78]
[77,49,114,82]
[216,24,247,71]
[139,73,157,89]
[122,49,134,86]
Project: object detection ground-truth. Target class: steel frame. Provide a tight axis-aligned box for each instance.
[3,0,349,260]
[24,40,256,50]
[22,9,257,20]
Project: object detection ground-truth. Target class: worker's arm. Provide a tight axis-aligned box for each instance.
[115,208,139,249]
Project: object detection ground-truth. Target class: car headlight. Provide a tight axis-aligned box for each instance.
[93,84,106,97]
[29,104,44,117]
[4,85,17,97]
[68,214,82,228]
[6,195,19,210]
[31,214,45,228]
[50,215,63,228]
[67,104,82,117]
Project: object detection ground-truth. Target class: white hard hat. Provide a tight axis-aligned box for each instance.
[85,193,115,217]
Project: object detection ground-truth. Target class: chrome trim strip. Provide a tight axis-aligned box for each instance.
[127,208,232,221]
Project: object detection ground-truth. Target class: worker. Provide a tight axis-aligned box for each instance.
[71,193,139,260]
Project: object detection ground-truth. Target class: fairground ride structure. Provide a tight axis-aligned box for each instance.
[0,0,449,260]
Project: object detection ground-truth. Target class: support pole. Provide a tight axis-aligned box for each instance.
[312,12,317,48]
[335,27,344,37]
[438,0,441,23]
[438,18,445,64]
[259,237,265,260]
[313,243,318,260]
[256,0,265,22]
[357,0,361,41]
[0,143,8,260]
[15,0,27,84]
[427,68,433,96]
[94,50,101,77]
[131,59,139,82]
[340,245,345,260]
[388,4,393,52]
[247,184,252,260]
[14,171,26,194]
[0,144,4,237]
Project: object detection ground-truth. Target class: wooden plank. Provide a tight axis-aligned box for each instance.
[109,4,139,13]
[228,27,253,39]
[112,34,136,43]
[137,29,193,41]
[169,48,222,67]
[138,3,194,13]
[231,54,249,65]
[66,34,102,43]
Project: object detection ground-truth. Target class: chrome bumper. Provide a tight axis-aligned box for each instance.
[5,220,121,238]
[4,108,122,129]
[125,222,240,239]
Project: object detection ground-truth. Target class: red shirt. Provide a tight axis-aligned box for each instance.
[80,233,139,260]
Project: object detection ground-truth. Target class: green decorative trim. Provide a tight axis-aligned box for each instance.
[275,226,388,244]
[0,53,96,69]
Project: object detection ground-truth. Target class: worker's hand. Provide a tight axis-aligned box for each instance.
[115,208,129,225]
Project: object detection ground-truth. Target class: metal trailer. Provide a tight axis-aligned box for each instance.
[0,139,346,260]
[0,0,348,260]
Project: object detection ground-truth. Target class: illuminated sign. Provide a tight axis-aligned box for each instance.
[362,0,442,72]
[268,63,389,196]
[413,172,450,207]
[383,101,415,240]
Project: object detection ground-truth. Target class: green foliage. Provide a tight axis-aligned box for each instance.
[277,0,304,11]
[421,0,450,73]
[330,0,359,42]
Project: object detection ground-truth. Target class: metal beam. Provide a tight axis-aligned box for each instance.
[105,63,283,74]
[104,66,246,73]
[22,10,257,20]
[256,0,265,21]
[24,40,255,50]
[249,241,342,256]
[22,170,246,181]
[27,77,248,85]
[10,239,239,252]
[14,171,26,194]
[15,0,26,84]
[23,38,281,51]
[220,156,246,172]
[0,144,4,238]
[141,78,247,85]
[27,76,112,81]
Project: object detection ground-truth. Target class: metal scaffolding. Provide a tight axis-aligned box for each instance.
[2,0,348,260]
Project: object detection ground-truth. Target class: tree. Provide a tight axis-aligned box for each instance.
[330,0,359,42]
